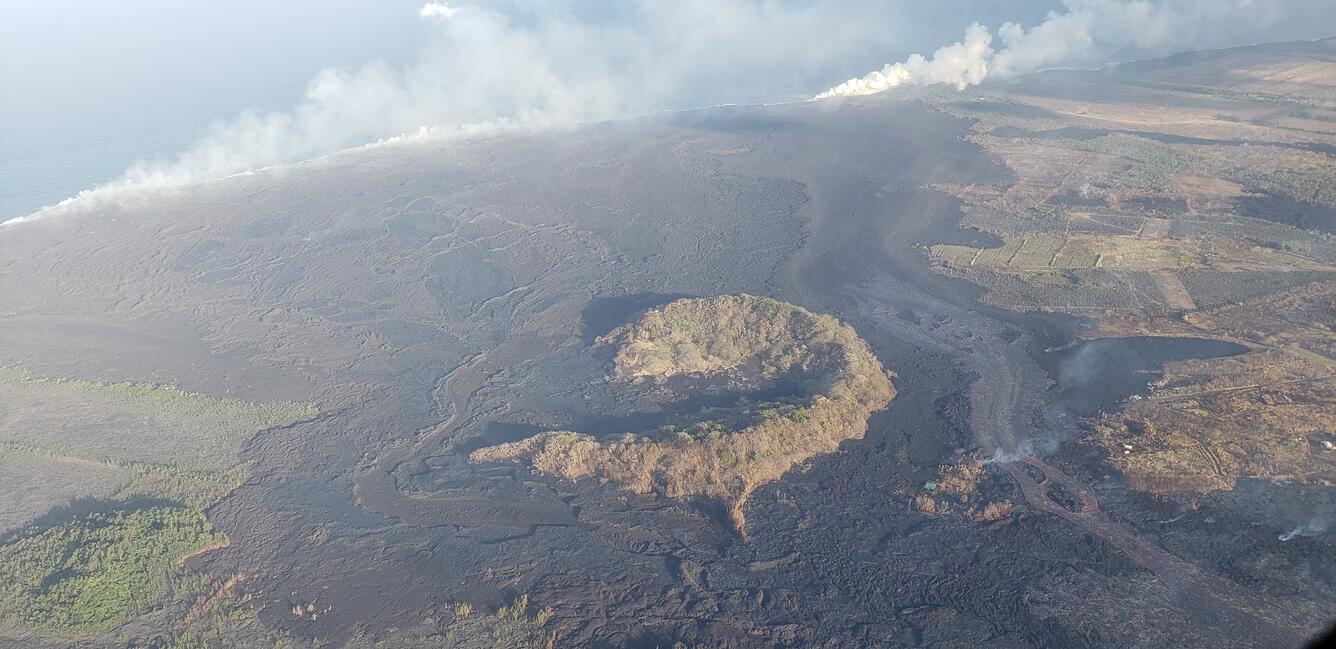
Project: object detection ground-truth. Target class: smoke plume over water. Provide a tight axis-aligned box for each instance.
[6,0,1335,226]
[9,0,928,224]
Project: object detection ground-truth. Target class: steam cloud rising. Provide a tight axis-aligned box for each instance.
[1279,512,1332,541]
[818,0,1336,98]
[12,0,912,223]
[8,0,1335,225]
[419,2,459,19]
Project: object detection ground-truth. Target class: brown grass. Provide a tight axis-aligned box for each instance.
[914,463,1012,523]
[471,295,894,534]
[1093,352,1336,494]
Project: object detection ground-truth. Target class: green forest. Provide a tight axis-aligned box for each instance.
[0,503,223,635]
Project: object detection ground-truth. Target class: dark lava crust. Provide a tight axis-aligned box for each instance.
[2,94,1327,648]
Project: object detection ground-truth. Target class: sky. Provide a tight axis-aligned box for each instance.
[0,0,432,219]
[2,1,1333,222]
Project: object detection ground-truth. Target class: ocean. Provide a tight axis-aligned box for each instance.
[0,0,427,221]
[0,87,301,220]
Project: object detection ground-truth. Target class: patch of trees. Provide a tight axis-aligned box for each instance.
[0,503,223,635]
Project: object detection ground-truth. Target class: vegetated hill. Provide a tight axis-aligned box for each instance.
[471,294,894,533]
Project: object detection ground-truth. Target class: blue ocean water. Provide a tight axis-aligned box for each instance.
[0,0,427,220]
[0,87,298,220]
[0,1,1061,221]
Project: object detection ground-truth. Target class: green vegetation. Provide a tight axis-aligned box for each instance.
[471,294,894,534]
[1239,166,1336,209]
[0,369,316,639]
[0,455,237,636]
[169,592,555,649]
[0,367,316,470]
[1063,134,1202,191]
[113,464,244,511]
[0,440,242,512]
[0,504,223,635]
[0,439,51,461]
[1027,204,1064,221]
[1044,132,1334,212]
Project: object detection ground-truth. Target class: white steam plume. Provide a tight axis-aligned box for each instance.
[818,0,1336,99]
[8,0,1336,227]
[817,23,993,98]
[8,0,931,225]
[419,3,459,20]
[1279,513,1332,541]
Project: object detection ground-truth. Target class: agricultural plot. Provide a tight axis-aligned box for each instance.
[1151,272,1197,310]
[1266,113,1336,136]
[931,121,1335,313]
[1165,213,1332,248]
[1061,134,1204,192]
[941,268,1165,311]
[1178,270,1335,310]
[1184,282,1336,360]
[1066,212,1146,236]
[932,226,1334,312]
[933,55,1336,514]
[963,136,1129,215]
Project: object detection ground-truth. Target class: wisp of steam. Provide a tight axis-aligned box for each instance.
[6,0,1335,227]
[1279,513,1332,541]
[818,0,1336,98]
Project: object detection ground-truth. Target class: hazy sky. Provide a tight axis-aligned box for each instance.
[0,1,433,218]
[3,1,1333,221]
